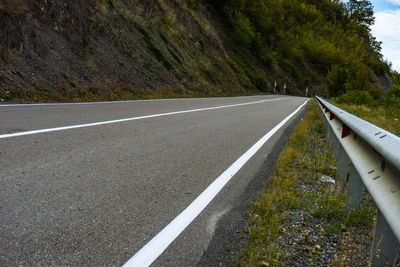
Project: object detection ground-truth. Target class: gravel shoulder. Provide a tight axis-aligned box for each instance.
[235,100,394,266]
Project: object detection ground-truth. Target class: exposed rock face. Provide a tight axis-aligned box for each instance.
[0,0,393,102]
[0,0,249,101]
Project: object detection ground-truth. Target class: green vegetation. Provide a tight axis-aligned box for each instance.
[134,22,175,71]
[207,0,390,97]
[0,89,13,100]
[332,72,400,135]
[392,71,400,85]
[104,0,115,9]
[333,102,400,135]
[228,52,269,91]
[386,84,400,118]
[0,0,394,102]
[0,0,27,16]
[186,0,199,9]
[161,16,187,49]
[238,101,376,265]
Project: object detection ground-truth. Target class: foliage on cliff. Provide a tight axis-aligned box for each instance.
[204,0,392,98]
[0,0,394,102]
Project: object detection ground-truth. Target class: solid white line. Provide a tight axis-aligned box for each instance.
[0,98,288,139]
[0,95,267,107]
[0,99,182,107]
[123,100,309,267]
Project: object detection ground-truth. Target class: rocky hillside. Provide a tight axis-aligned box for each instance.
[0,0,394,102]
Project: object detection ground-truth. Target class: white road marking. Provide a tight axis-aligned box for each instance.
[0,98,181,107]
[0,95,264,107]
[123,100,309,267]
[0,98,288,139]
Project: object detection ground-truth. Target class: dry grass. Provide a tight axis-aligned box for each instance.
[238,102,319,265]
[333,103,400,135]
[237,100,376,266]
[0,0,28,16]
[84,60,99,73]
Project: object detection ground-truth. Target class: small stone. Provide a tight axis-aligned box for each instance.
[314,244,321,250]
[320,175,335,184]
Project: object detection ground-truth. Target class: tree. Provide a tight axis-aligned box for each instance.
[392,71,400,85]
[368,32,383,58]
[345,0,375,28]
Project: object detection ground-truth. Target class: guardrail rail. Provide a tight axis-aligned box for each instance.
[315,96,400,266]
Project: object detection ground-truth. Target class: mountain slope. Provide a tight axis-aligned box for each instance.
[0,0,393,102]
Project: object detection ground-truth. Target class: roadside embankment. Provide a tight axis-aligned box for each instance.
[333,102,400,136]
[238,100,380,266]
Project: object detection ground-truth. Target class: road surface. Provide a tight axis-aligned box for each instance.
[0,95,308,266]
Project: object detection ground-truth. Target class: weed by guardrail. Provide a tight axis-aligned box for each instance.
[238,100,376,266]
[385,85,400,118]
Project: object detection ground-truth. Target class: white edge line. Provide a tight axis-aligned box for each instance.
[123,100,309,267]
[0,98,289,139]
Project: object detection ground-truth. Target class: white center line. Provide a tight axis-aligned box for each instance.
[0,98,289,139]
[123,100,309,267]
[0,95,262,107]
[0,98,182,107]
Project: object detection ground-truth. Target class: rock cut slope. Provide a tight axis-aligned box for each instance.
[0,0,394,102]
[0,0,250,101]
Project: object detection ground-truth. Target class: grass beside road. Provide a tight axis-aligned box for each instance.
[333,102,400,136]
[237,100,376,266]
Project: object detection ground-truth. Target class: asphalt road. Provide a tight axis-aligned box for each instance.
[0,95,308,266]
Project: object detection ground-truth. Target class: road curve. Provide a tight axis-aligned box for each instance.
[0,95,308,266]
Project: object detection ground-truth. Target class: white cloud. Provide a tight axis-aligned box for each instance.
[387,0,400,5]
[371,9,400,71]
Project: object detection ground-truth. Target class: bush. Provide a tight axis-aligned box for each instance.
[225,7,255,47]
[336,90,376,106]
[279,59,301,81]
[387,85,400,98]
[326,64,349,97]
[104,0,115,9]
[186,0,198,8]
[385,85,400,117]
[261,53,275,68]
[0,89,14,100]
[253,74,268,91]
[392,71,400,85]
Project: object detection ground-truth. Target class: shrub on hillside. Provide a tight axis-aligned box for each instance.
[387,85,400,98]
[326,64,349,97]
[385,85,400,117]
[336,90,376,106]
[227,13,255,47]
[392,71,400,85]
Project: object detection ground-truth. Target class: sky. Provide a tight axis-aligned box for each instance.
[369,0,400,71]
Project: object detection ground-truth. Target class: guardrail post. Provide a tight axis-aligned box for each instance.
[321,111,329,132]
[336,146,350,181]
[328,127,334,147]
[332,134,340,158]
[315,96,400,266]
[370,210,400,266]
[345,166,364,210]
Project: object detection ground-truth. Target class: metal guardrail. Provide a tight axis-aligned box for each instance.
[315,96,400,266]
